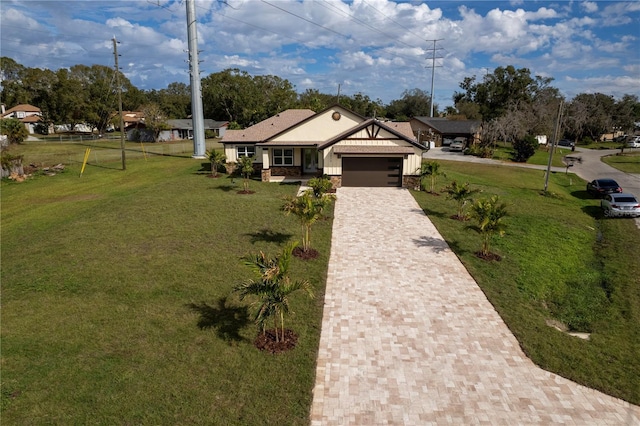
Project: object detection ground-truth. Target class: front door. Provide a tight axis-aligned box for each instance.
[303,148,318,174]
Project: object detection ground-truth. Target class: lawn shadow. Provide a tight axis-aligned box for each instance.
[413,236,450,253]
[413,207,448,220]
[214,184,239,192]
[571,190,595,200]
[246,228,293,244]
[186,297,251,343]
[581,205,604,219]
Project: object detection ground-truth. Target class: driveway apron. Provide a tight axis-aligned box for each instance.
[310,187,639,425]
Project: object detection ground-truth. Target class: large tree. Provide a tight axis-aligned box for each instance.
[386,88,433,120]
[454,65,555,122]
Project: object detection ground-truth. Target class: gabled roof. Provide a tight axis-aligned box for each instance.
[413,117,480,134]
[221,109,315,143]
[319,119,424,150]
[2,104,41,117]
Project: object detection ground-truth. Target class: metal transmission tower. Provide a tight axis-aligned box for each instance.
[185,0,206,158]
[425,39,443,117]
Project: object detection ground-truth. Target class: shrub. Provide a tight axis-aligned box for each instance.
[306,176,333,197]
[511,134,538,162]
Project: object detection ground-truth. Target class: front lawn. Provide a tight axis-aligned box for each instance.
[601,151,640,174]
[1,154,331,424]
[491,144,573,167]
[412,161,640,405]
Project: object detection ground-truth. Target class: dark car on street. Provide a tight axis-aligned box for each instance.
[587,178,623,197]
[558,139,575,148]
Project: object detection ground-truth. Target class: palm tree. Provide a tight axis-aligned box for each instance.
[237,155,254,192]
[205,149,226,177]
[467,195,508,258]
[283,191,334,253]
[415,160,445,193]
[444,180,480,220]
[234,243,314,342]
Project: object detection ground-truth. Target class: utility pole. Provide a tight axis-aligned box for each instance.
[186,0,206,158]
[544,100,564,193]
[113,37,126,170]
[425,39,443,118]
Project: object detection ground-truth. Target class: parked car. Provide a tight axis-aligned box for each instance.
[586,178,623,197]
[601,193,640,218]
[442,138,453,146]
[557,139,575,148]
[449,137,466,152]
[627,136,640,148]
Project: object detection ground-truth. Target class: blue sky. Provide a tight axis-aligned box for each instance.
[1,0,639,109]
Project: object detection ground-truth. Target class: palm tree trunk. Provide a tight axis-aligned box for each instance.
[274,317,279,342]
[280,311,285,343]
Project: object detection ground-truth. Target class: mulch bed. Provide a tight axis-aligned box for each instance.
[254,329,299,354]
[292,246,319,260]
[237,190,256,195]
[450,215,470,221]
[475,251,502,261]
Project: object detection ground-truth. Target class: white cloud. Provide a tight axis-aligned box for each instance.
[581,2,599,13]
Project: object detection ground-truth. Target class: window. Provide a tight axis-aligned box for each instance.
[273,148,293,165]
[236,145,255,158]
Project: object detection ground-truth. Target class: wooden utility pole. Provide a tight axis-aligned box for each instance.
[113,37,126,170]
[544,100,564,192]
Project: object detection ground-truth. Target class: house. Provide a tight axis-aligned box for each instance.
[221,105,426,188]
[410,117,481,147]
[1,104,43,134]
[158,119,229,141]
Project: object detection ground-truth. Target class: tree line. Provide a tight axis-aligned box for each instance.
[2,57,638,144]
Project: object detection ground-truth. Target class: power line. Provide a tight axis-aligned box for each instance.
[260,0,349,38]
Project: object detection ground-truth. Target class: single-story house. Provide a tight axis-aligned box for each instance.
[410,117,481,147]
[158,119,229,141]
[1,104,43,134]
[221,105,426,188]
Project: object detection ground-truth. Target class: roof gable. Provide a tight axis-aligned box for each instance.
[2,104,41,117]
[221,109,315,143]
[266,105,366,144]
[319,119,424,150]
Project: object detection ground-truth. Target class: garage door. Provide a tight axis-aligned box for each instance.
[342,157,402,187]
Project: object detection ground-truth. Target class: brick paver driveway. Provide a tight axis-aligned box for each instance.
[310,187,639,425]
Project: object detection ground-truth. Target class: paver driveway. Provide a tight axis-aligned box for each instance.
[310,187,639,425]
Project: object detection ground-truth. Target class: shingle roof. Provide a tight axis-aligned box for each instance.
[221,109,315,143]
[413,117,480,134]
[2,104,41,117]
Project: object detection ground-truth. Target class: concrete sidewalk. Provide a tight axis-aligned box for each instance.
[310,187,639,425]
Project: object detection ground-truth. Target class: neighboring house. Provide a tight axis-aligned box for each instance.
[221,105,426,188]
[410,117,481,147]
[1,104,42,134]
[158,119,229,141]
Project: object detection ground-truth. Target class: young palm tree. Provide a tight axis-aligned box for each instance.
[205,149,226,177]
[415,160,445,193]
[283,191,334,253]
[467,195,508,257]
[237,155,254,192]
[234,243,314,342]
[444,180,480,220]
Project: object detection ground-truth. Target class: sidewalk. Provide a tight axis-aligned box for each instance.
[310,187,639,425]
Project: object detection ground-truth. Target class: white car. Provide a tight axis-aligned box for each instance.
[627,136,640,148]
[449,137,466,152]
[601,193,640,218]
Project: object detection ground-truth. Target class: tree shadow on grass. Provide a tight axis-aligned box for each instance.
[571,190,595,200]
[186,297,251,343]
[413,207,448,220]
[245,228,293,244]
[581,205,604,219]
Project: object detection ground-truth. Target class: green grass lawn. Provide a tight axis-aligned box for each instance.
[1,153,331,424]
[412,162,640,405]
[601,151,640,174]
[491,144,573,167]
[3,145,639,423]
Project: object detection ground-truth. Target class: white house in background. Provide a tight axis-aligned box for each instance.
[1,104,43,134]
[221,105,425,188]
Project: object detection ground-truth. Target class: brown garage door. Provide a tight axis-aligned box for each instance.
[342,157,402,187]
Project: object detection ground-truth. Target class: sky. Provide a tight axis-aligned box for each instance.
[1,0,639,109]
